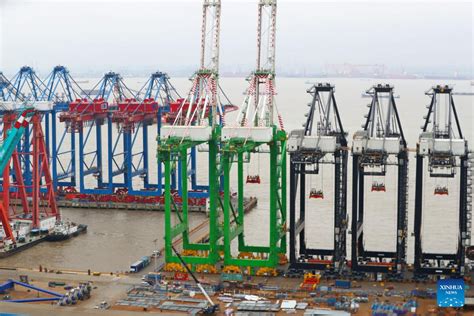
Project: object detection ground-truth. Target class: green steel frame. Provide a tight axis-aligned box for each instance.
[221,127,287,268]
[159,0,224,268]
[159,128,223,267]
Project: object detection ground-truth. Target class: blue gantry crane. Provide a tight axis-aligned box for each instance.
[0,67,48,193]
[41,66,89,192]
[1,65,216,210]
[111,71,180,197]
[60,72,131,195]
[6,66,46,102]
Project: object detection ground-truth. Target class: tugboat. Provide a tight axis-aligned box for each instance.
[46,221,87,242]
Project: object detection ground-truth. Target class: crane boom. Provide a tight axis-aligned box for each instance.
[0,107,35,173]
[200,0,221,74]
[0,106,36,243]
[232,0,279,129]
[257,0,277,73]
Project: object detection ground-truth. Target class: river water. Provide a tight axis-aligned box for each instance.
[1,77,472,271]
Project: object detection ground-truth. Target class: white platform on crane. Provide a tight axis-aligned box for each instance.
[352,131,402,154]
[160,126,212,142]
[287,135,338,153]
[418,133,466,156]
[301,136,337,153]
[0,101,54,112]
[287,130,303,152]
[221,126,273,143]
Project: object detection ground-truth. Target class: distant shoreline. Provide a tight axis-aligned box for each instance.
[70,75,474,81]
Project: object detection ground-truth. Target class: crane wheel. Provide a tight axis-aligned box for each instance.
[222,265,242,274]
[195,264,217,274]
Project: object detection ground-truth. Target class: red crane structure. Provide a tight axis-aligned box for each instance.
[0,107,58,243]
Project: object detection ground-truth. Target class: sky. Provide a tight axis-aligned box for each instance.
[0,0,472,77]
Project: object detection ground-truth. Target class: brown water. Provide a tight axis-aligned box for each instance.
[1,77,472,271]
[0,208,206,272]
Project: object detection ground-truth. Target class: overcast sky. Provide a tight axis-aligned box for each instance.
[0,0,472,77]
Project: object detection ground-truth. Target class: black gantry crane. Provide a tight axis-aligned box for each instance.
[414,85,471,277]
[351,84,409,276]
[288,83,348,273]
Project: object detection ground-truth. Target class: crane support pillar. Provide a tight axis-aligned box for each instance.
[32,114,59,226]
[222,131,287,269]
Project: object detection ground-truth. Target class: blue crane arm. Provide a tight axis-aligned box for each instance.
[0,107,35,173]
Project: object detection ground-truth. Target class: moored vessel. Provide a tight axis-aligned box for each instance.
[45,221,87,242]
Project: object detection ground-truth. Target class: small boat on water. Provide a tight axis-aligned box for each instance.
[46,221,87,242]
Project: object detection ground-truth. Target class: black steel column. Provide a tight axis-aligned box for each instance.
[341,151,348,266]
[351,155,360,269]
[413,154,424,273]
[458,156,468,272]
[396,151,408,273]
[334,150,348,268]
[299,164,306,253]
[357,164,365,257]
[334,152,342,264]
[289,159,297,265]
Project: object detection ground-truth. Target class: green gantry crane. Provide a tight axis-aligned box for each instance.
[158,0,225,268]
[220,0,287,272]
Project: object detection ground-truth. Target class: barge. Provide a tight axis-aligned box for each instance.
[0,216,55,258]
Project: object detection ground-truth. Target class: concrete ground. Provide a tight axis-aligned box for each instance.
[0,268,147,315]
[0,267,471,315]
